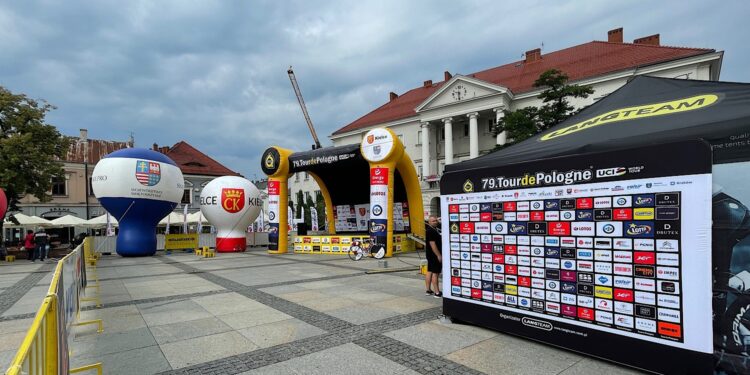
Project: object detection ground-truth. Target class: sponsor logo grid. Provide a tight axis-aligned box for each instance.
[447,191,683,342]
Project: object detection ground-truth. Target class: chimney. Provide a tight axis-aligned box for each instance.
[423,80,433,87]
[389,92,398,101]
[152,143,158,151]
[634,34,660,46]
[525,48,542,63]
[444,71,452,81]
[607,28,623,43]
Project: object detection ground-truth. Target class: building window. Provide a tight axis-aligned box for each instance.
[181,189,192,205]
[305,191,311,202]
[464,124,469,137]
[304,172,309,181]
[51,178,67,196]
[416,130,422,145]
[441,128,445,140]
[487,119,496,134]
[295,173,300,182]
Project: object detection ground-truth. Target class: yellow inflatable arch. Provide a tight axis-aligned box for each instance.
[261,128,424,257]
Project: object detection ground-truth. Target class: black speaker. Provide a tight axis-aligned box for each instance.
[297,222,308,235]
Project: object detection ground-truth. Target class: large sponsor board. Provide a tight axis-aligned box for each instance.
[440,141,713,374]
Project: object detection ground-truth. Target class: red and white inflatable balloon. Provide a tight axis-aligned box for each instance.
[200,176,262,252]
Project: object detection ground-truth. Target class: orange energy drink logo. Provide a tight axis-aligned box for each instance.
[221,188,244,213]
[367,134,374,144]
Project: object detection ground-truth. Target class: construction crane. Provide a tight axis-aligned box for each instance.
[287,66,322,149]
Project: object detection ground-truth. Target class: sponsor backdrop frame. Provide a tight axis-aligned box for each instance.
[443,77,750,373]
[261,128,424,257]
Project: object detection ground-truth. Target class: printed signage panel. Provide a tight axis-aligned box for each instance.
[440,141,713,374]
[267,180,280,250]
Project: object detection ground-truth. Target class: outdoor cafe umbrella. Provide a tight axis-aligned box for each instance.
[3,213,53,228]
[50,215,88,245]
[158,212,185,226]
[85,214,119,228]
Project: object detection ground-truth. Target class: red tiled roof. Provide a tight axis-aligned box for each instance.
[162,141,241,177]
[333,41,714,135]
[64,137,131,164]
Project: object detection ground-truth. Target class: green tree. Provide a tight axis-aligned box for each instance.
[494,69,593,147]
[0,86,69,234]
[314,191,325,231]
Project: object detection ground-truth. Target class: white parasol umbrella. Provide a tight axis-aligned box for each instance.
[159,212,185,226]
[186,211,209,224]
[50,215,88,227]
[3,213,53,228]
[85,214,119,228]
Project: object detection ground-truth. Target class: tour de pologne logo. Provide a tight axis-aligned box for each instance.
[135,160,161,186]
[221,188,245,213]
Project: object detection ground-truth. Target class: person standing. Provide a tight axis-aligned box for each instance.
[24,230,35,261]
[424,215,443,298]
[33,228,48,262]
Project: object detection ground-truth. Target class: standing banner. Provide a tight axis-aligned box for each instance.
[182,204,189,233]
[310,207,319,231]
[197,211,203,234]
[288,206,294,231]
[105,213,116,237]
[369,167,389,246]
[267,180,280,250]
[440,141,713,374]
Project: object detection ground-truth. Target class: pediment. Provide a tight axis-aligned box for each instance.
[416,75,509,112]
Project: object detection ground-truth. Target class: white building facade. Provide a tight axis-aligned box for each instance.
[319,28,723,217]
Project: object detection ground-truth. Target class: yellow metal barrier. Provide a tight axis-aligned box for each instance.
[4,245,103,375]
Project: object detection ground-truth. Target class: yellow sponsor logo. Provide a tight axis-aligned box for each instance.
[633,208,655,220]
[505,285,518,296]
[540,94,719,141]
[595,286,613,299]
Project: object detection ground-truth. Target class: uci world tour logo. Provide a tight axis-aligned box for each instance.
[221,188,245,213]
[135,160,161,186]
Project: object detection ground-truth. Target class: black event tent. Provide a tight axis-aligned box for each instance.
[441,76,750,373]
[445,76,750,170]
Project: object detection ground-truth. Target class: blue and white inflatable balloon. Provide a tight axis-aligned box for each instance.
[92,148,184,256]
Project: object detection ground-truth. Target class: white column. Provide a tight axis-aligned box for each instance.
[420,122,430,178]
[443,118,453,165]
[467,112,479,159]
[494,107,507,146]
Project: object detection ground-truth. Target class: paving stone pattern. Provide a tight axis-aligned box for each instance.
[154,256,478,375]
[0,263,55,315]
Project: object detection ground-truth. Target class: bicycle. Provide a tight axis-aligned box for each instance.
[347,238,386,261]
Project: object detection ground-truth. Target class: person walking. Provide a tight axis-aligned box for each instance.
[24,230,35,261]
[33,228,49,262]
[424,215,443,298]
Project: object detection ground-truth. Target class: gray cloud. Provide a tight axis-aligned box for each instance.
[1,0,747,178]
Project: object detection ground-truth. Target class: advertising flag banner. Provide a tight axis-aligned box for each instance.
[311,207,319,231]
[183,204,189,233]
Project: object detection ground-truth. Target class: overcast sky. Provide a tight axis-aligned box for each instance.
[1,1,748,179]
